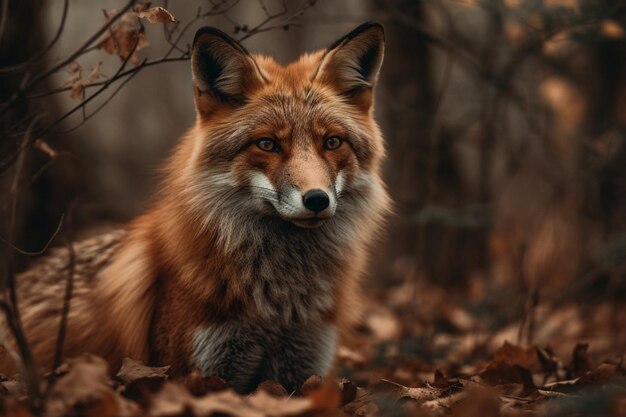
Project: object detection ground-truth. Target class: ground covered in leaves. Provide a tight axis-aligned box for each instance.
[2,279,625,417]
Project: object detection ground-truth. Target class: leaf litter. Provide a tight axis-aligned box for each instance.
[2,278,626,416]
[0,280,626,417]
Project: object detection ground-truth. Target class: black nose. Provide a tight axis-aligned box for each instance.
[303,189,330,213]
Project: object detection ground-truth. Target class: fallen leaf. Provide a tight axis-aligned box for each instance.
[1,380,25,398]
[257,380,288,397]
[116,358,169,386]
[373,379,442,403]
[45,355,139,417]
[150,382,312,417]
[479,362,535,388]
[578,362,622,386]
[365,307,401,341]
[493,341,542,372]
[305,382,341,414]
[184,369,228,397]
[300,375,323,395]
[116,358,169,401]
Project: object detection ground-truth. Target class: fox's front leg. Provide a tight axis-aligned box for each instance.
[264,322,338,392]
[191,322,265,393]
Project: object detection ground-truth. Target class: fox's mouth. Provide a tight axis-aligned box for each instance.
[289,217,330,229]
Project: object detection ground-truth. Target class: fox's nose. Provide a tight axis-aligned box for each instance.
[303,189,330,213]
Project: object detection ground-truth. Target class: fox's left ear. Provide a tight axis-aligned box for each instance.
[315,22,385,109]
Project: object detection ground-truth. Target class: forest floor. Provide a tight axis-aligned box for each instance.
[1,277,625,417]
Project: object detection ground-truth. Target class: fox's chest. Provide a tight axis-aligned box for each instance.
[239,243,340,323]
[190,320,337,392]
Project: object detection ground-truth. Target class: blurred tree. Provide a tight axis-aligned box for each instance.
[0,0,78,266]
[373,0,485,287]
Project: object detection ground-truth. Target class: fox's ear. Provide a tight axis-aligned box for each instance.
[315,22,385,108]
[191,27,265,115]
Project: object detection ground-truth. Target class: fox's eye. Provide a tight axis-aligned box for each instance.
[256,138,279,152]
[324,136,343,151]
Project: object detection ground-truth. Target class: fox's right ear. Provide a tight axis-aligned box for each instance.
[191,27,266,116]
[314,22,385,110]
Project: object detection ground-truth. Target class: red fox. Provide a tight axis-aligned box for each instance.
[1,22,390,392]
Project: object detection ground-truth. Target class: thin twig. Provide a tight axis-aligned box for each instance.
[53,203,76,369]
[0,213,64,256]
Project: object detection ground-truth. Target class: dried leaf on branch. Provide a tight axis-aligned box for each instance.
[98,10,149,66]
[136,7,177,24]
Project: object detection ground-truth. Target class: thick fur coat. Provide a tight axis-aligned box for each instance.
[0,22,390,392]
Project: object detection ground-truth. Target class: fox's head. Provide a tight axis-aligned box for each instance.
[171,23,388,240]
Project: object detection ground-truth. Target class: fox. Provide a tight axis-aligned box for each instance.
[0,22,390,393]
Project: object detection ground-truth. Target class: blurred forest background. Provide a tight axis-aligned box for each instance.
[1,0,626,414]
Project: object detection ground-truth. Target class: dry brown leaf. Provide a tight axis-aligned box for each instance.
[64,62,82,92]
[116,357,170,386]
[150,382,312,417]
[479,362,535,388]
[64,61,101,100]
[136,7,177,24]
[577,362,622,386]
[98,10,148,65]
[364,307,400,341]
[1,380,25,398]
[184,369,228,397]
[45,355,139,417]
[373,379,442,403]
[116,358,169,401]
[304,382,341,414]
[300,375,323,395]
[493,342,542,372]
[257,380,288,397]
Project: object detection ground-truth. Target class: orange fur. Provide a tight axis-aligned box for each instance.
[1,23,390,390]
